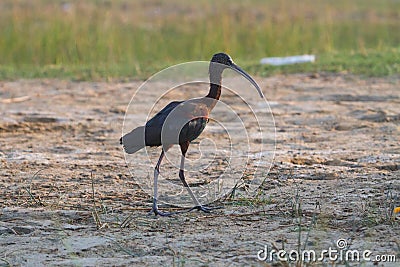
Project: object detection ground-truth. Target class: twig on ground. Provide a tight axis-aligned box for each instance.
[0,96,30,103]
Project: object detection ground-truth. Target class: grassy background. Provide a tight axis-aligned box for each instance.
[1,0,399,80]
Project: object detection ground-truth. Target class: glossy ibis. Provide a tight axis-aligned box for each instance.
[120,52,263,216]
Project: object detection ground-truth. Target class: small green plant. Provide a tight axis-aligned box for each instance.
[356,185,399,227]
[384,185,399,223]
[24,168,47,206]
[287,189,319,266]
[90,171,108,229]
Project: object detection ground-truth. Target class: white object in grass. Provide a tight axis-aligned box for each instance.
[260,55,316,66]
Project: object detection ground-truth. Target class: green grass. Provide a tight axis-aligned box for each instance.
[1,0,399,80]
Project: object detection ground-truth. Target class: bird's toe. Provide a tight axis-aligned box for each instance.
[149,206,177,217]
[192,205,222,213]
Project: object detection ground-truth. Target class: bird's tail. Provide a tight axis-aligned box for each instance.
[120,126,146,154]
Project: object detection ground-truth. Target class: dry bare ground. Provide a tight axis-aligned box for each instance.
[0,74,399,266]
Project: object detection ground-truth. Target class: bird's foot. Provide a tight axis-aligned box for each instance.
[149,207,177,217]
[149,202,222,216]
[149,203,177,217]
[188,205,222,213]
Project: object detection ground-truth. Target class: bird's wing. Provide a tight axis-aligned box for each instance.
[145,101,183,128]
[144,99,210,145]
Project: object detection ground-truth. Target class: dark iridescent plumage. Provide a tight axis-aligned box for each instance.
[120,53,263,216]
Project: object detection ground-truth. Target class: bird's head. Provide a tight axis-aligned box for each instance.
[211,52,234,67]
[209,52,263,98]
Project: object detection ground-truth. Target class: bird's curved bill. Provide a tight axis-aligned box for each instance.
[231,64,263,98]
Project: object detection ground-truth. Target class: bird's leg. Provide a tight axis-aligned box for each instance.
[150,146,176,216]
[179,142,218,213]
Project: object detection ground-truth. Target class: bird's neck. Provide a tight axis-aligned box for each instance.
[206,71,222,100]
